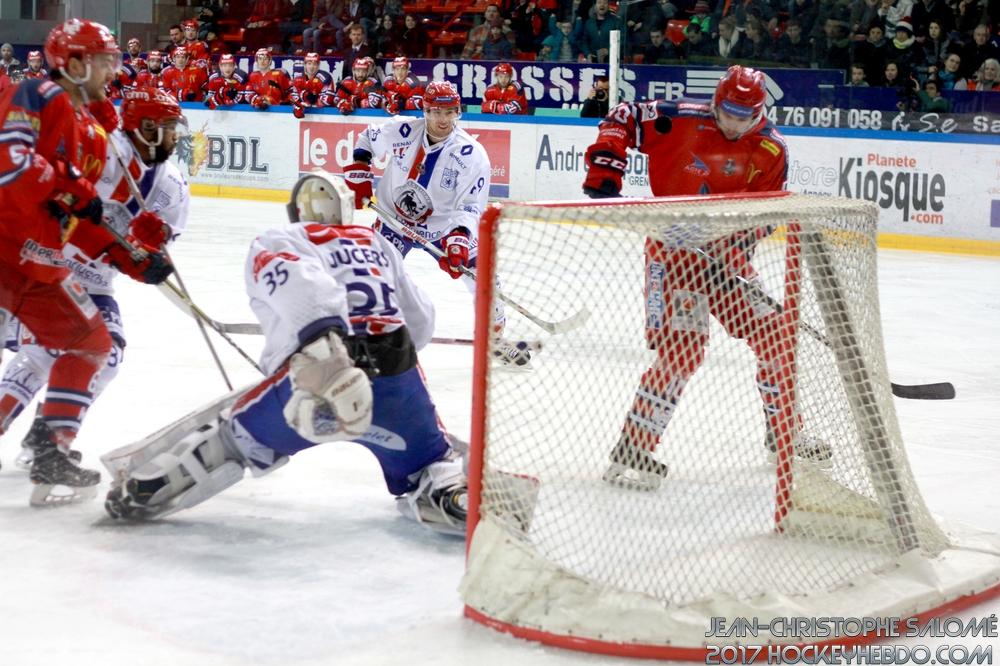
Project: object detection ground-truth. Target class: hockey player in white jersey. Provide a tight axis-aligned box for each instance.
[0,87,189,482]
[102,172,469,534]
[341,79,529,367]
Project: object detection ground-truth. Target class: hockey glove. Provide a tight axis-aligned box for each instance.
[341,162,374,209]
[582,147,627,199]
[338,98,354,115]
[184,90,198,102]
[204,97,218,110]
[438,228,471,279]
[481,100,497,113]
[224,86,239,101]
[87,98,120,133]
[252,97,269,110]
[293,103,305,119]
[48,159,103,227]
[106,242,175,285]
[129,211,171,248]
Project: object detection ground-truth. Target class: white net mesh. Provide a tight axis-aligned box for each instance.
[460,193,979,650]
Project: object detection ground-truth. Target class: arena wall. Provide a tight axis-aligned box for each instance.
[173,105,1000,256]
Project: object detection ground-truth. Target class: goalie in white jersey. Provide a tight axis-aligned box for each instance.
[102,172,469,534]
[342,80,529,367]
[0,87,189,478]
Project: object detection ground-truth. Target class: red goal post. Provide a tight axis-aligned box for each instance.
[462,192,1000,659]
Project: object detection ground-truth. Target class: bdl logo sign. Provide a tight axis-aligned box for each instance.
[177,124,269,177]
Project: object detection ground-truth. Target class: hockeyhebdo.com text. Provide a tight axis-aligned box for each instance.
[704,616,997,665]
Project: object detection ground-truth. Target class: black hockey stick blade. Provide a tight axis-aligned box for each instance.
[890,382,956,400]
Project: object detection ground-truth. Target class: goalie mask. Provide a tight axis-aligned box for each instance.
[287,172,355,225]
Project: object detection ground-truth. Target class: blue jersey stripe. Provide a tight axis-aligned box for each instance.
[416,147,442,189]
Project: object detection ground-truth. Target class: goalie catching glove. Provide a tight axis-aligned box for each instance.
[282,330,373,443]
[341,162,374,209]
[438,228,471,279]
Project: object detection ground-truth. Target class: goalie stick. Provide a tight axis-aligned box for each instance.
[364,198,590,336]
[689,247,955,401]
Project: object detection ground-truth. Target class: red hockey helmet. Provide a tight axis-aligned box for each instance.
[121,87,184,132]
[713,65,766,120]
[182,19,199,32]
[352,56,373,77]
[44,18,120,70]
[392,56,409,70]
[304,52,320,65]
[172,46,189,65]
[27,50,42,64]
[493,62,514,78]
[127,38,141,49]
[147,50,163,63]
[219,53,235,66]
[423,80,461,110]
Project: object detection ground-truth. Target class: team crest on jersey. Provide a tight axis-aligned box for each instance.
[393,179,434,225]
[440,168,458,191]
[683,154,710,176]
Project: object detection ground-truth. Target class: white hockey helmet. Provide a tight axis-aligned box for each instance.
[287,171,355,225]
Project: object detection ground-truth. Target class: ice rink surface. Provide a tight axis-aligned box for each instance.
[1,197,998,665]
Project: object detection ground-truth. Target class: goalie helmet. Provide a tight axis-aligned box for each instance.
[287,172,355,226]
[44,18,119,70]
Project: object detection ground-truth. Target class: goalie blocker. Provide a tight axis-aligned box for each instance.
[102,172,471,532]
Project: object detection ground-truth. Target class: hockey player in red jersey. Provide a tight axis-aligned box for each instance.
[107,61,137,100]
[381,57,424,115]
[246,48,291,110]
[0,19,174,502]
[582,65,830,491]
[204,54,247,109]
[335,56,381,115]
[161,47,208,102]
[481,63,528,115]
[134,50,165,90]
[23,51,47,79]
[180,19,210,66]
[290,52,333,117]
[123,38,146,72]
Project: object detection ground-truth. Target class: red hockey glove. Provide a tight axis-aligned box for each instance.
[341,162,374,209]
[204,96,218,110]
[129,211,171,248]
[293,103,305,119]
[224,86,240,102]
[87,98,120,133]
[338,98,354,115]
[252,97,269,110]
[106,242,175,285]
[49,159,103,227]
[481,100,497,113]
[438,228,471,279]
[183,90,198,102]
[582,145,627,199]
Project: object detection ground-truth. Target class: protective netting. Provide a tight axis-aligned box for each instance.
[461,193,965,650]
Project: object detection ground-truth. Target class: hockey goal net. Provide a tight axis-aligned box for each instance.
[460,192,1000,659]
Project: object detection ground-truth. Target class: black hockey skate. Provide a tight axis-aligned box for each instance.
[16,416,82,470]
[602,434,669,491]
[492,338,532,368]
[29,435,101,507]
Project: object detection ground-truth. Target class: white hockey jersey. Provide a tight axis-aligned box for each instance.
[355,116,491,248]
[245,223,436,375]
[65,130,190,295]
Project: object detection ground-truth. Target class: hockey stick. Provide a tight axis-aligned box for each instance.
[689,247,955,401]
[364,198,591,335]
[106,136,242,387]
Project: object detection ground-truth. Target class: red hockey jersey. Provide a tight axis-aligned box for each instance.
[290,69,334,107]
[335,76,381,114]
[482,81,528,115]
[162,63,209,102]
[205,69,248,108]
[246,68,292,107]
[382,75,424,114]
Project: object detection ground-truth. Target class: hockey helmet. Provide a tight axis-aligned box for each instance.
[121,86,184,132]
[287,171,355,226]
[127,38,141,50]
[392,56,409,71]
[493,62,514,78]
[712,65,766,138]
[304,52,320,65]
[44,18,120,70]
[219,53,235,66]
[352,56,373,79]
[255,47,272,69]
[27,50,42,66]
[182,19,199,36]
[423,80,461,110]
[171,46,189,66]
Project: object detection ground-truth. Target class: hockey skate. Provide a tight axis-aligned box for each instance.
[492,338,533,369]
[29,436,101,507]
[765,429,833,467]
[15,416,82,470]
[602,434,669,491]
[397,456,468,536]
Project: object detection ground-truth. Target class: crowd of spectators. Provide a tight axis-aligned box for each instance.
[3,0,1000,110]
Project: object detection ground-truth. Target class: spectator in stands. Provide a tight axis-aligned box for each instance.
[881,59,908,88]
[689,1,714,36]
[953,0,982,36]
[919,76,951,108]
[277,0,315,53]
[776,18,813,66]
[734,16,774,60]
[956,57,1000,89]
[483,62,529,114]
[937,50,963,88]
[165,24,185,56]
[918,20,953,79]
[632,0,678,44]
[482,23,516,59]
[815,19,853,70]
[849,0,878,36]
[643,27,680,62]
[374,14,400,58]
[196,0,225,41]
[960,24,1000,78]
[722,0,778,31]
[887,17,924,75]
[542,17,582,61]
[681,22,716,58]
[714,15,743,58]
[463,4,507,59]
[398,14,430,58]
[580,75,611,117]
[877,0,915,39]
[853,21,890,84]
[304,0,348,54]
[0,43,21,75]
[581,0,624,63]
[510,0,553,54]
[380,0,404,18]
[340,23,373,75]
[342,0,377,41]
[910,0,953,37]
[848,62,870,83]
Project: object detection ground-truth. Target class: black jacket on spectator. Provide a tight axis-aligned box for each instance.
[813,32,853,69]
[732,32,774,60]
[398,23,429,58]
[776,33,813,66]
[789,0,819,36]
[681,30,717,59]
[959,38,1000,79]
[911,0,955,35]
[643,40,680,63]
[853,35,890,86]
[887,36,925,76]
